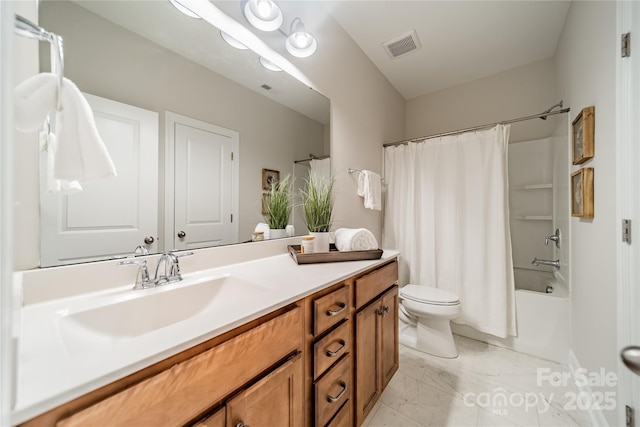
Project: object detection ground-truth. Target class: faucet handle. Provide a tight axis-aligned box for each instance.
[164,251,194,282]
[171,251,194,259]
[118,259,152,289]
[544,228,561,248]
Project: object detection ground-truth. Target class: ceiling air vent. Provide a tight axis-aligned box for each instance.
[383,30,422,59]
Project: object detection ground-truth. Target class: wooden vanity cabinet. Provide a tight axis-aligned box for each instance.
[353,261,399,426]
[23,304,303,427]
[303,282,354,427]
[21,258,398,427]
[225,352,304,427]
[193,408,226,427]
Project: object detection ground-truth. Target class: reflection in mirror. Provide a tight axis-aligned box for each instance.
[38,0,330,267]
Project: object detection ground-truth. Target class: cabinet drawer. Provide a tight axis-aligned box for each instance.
[355,261,398,309]
[327,400,352,427]
[314,286,349,336]
[314,356,351,427]
[313,320,350,379]
[57,306,302,427]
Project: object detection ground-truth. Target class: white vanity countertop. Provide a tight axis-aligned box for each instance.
[12,250,399,424]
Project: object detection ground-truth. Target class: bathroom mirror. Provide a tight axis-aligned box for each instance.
[38,0,330,266]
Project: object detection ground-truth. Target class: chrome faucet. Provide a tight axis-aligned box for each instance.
[134,245,149,255]
[153,251,194,285]
[118,259,154,290]
[531,257,560,269]
[120,251,194,289]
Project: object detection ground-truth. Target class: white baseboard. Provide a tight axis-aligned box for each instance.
[567,350,610,427]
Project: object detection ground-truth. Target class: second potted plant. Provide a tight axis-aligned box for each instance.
[263,174,292,239]
[300,171,334,252]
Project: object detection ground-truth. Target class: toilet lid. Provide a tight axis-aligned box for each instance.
[400,285,459,305]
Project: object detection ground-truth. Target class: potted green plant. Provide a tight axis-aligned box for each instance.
[263,174,293,239]
[300,171,334,252]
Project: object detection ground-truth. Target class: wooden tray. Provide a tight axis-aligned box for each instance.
[288,244,383,265]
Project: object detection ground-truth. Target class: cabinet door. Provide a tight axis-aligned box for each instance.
[379,287,399,390]
[227,353,303,427]
[355,302,379,425]
[193,407,225,427]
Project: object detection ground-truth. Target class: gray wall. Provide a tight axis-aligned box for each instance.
[405,57,558,143]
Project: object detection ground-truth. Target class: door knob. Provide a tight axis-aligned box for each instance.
[177,231,186,238]
[621,346,640,376]
[144,236,155,244]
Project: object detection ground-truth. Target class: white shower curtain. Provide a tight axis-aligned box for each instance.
[383,125,516,338]
[310,158,331,183]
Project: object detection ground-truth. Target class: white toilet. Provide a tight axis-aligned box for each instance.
[399,284,461,358]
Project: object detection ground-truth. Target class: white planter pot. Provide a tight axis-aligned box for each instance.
[269,228,287,239]
[310,231,331,252]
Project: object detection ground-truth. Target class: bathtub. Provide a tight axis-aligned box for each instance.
[451,268,570,363]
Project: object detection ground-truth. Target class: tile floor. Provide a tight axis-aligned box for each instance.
[362,335,591,427]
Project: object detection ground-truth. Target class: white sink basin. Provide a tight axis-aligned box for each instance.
[56,274,267,354]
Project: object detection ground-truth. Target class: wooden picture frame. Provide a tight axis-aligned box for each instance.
[572,106,595,165]
[571,167,594,218]
[262,169,280,191]
[261,192,270,215]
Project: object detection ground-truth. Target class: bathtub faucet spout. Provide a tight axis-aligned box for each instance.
[531,257,560,269]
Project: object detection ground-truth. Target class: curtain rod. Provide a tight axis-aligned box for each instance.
[383,105,570,148]
[294,154,329,164]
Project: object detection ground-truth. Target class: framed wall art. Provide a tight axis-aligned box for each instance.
[572,106,595,165]
[571,167,594,218]
[262,168,280,190]
[261,192,270,215]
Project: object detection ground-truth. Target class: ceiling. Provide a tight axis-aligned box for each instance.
[325,1,571,99]
[76,0,571,104]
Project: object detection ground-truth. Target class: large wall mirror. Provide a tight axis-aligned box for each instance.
[38,0,330,267]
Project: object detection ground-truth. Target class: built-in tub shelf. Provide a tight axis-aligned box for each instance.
[512,183,553,190]
[513,215,553,221]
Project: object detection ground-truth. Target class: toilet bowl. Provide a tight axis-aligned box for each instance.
[399,285,461,358]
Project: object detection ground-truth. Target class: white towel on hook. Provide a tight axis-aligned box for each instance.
[39,128,82,194]
[334,228,378,251]
[357,172,366,197]
[358,170,382,211]
[14,72,117,183]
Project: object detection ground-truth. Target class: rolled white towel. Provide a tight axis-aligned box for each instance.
[334,228,378,251]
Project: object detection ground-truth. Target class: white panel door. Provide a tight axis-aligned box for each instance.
[169,115,238,250]
[40,94,158,266]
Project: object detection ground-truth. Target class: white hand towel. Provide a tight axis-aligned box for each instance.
[39,129,82,194]
[14,73,117,183]
[334,228,378,251]
[362,170,382,211]
[357,172,365,197]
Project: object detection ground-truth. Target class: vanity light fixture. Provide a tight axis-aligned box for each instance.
[243,0,283,32]
[168,0,201,19]
[241,0,318,58]
[285,17,317,58]
[220,31,249,50]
